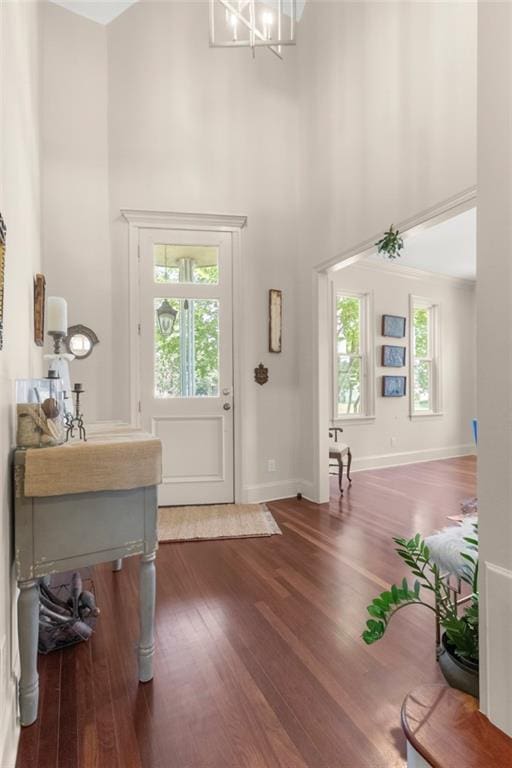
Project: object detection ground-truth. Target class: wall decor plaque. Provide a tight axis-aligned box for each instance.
[382,344,406,367]
[382,314,406,338]
[34,273,46,347]
[254,362,269,385]
[269,289,282,353]
[382,375,407,397]
[0,214,6,350]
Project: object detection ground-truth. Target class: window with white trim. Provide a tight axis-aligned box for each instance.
[411,296,441,415]
[333,292,374,419]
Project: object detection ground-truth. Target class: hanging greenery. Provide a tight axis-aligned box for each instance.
[375,225,404,259]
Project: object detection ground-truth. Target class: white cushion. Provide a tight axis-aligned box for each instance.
[424,516,478,579]
[329,442,349,457]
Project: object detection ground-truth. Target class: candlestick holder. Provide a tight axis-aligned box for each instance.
[64,383,87,442]
[48,330,66,355]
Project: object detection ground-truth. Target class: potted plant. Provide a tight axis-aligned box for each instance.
[362,529,479,697]
[375,225,404,259]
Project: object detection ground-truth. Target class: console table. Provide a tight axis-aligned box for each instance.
[13,430,162,726]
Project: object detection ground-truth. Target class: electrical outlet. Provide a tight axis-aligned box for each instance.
[267,459,276,472]
[390,436,397,447]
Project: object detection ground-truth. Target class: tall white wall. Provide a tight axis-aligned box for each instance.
[331,262,476,470]
[297,0,477,497]
[106,1,300,499]
[0,1,42,765]
[477,0,512,736]
[40,3,111,422]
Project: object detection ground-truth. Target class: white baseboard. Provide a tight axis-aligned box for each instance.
[350,444,475,473]
[298,479,316,502]
[242,479,300,504]
[482,561,512,736]
[0,680,19,768]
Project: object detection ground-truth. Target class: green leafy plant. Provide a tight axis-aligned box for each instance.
[362,528,478,663]
[375,225,404,259]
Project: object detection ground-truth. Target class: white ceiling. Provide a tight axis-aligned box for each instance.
[368,207,476,281]
[49,0,306,26]
[49,0,138,25]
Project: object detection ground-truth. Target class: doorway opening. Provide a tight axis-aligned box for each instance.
[312,187,476,504]
[122,210,246,507]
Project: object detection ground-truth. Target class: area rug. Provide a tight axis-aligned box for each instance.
[158,503,282,543]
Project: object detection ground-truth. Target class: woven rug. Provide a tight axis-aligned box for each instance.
[158,503,281,543]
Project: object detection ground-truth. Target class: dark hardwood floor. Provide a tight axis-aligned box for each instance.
[16,456,476,768]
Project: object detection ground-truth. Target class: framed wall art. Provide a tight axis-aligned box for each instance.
[382,375,407,397]
[33,273,46,347]
[0,213,5,350]
[269,289,282,353]
[382,344,406,367]
[382,314,406,338]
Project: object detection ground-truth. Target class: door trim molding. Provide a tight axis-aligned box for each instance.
[122,209,247,504]
[122,209,247,231]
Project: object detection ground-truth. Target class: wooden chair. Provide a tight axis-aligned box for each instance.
[329,427,352,495]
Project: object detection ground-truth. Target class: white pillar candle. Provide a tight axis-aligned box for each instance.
[47,296,68,334]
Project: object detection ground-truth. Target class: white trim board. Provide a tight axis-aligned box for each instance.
[243,479,300,504]
[351,258,476,288]
[481,561,512,733]
[349,445,475,473]
[121,209,247,231]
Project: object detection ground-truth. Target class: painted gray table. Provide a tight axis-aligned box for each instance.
[13,447,159,727]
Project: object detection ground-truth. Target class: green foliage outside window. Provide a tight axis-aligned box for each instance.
[337,296,362,415]
[413,307,430,411]
[154,265,220,398]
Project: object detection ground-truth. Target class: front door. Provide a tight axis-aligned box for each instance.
[139,227,234,506]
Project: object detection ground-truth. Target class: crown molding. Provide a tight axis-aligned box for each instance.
[347,257,476,287]
[121,209,247,231]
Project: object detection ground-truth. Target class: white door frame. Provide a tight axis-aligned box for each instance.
[121,209,247,503]
[311,186,476,504]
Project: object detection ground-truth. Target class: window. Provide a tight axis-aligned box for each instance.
[333,292,374,419]
[411,296,441,416]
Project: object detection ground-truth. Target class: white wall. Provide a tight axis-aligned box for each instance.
[40,0,477,503]
[297,0,477,498]
[40,3,111,423]
[41,0,301,500]
[477,0,512,736]
[0,1,42,765]
[331,262,476,470]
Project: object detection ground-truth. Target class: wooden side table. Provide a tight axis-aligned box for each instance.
[13,448,159,727]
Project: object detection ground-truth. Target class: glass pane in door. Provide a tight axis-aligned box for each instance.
[154,298,219,398]
[154,244,219,284]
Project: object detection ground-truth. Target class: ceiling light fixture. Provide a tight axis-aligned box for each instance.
[209,0,296,59]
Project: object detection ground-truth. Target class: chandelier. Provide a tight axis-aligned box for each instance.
[209,0,297,59]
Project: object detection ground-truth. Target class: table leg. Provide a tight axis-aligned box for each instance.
[138,551,156,683]
[112,558,123,572]
[18,579,39,726]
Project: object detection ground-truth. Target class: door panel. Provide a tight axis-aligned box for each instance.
[139,228,234,506]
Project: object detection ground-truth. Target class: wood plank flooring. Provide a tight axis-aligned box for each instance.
[16,456,476,768]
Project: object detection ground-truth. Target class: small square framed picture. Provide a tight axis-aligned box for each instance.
[382,344,406,367]
[382,375,407,397]
[382,314,406,338]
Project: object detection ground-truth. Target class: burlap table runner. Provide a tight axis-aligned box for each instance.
[23,431,162,498]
